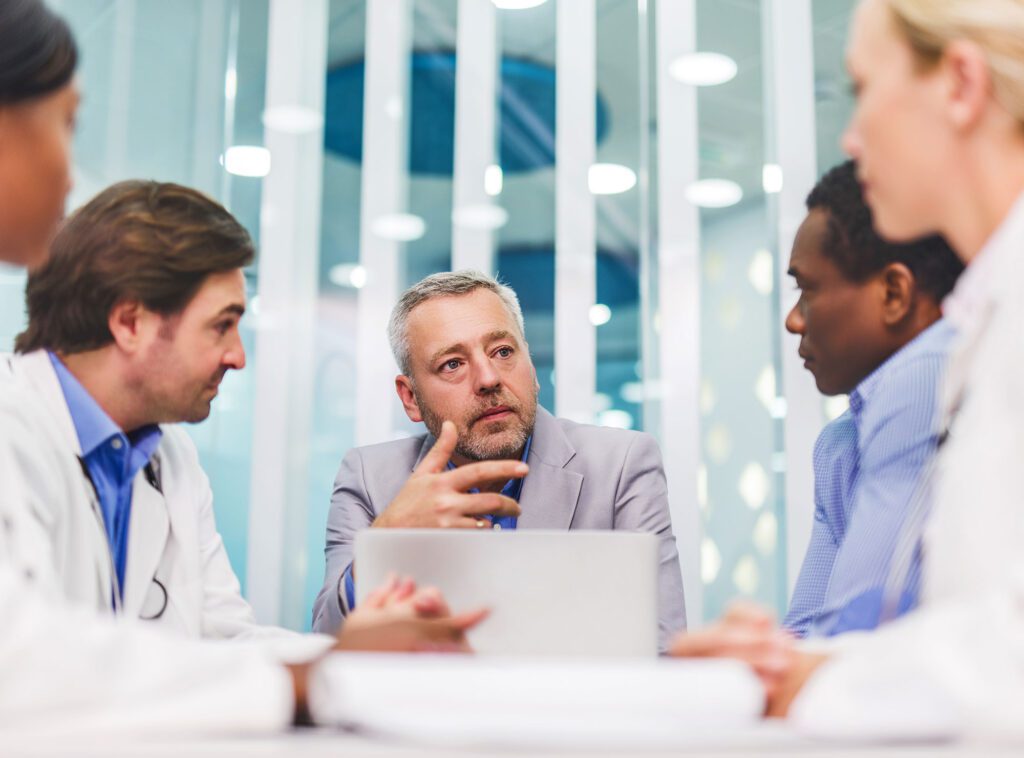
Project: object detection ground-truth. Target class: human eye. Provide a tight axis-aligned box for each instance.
[439,358,462,373]
[494,346,514,359]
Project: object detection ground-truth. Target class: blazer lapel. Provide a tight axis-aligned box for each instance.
[516,407,582,530]
[122,467,170,616]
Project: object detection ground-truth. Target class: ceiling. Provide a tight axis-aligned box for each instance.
[317,0,858,276]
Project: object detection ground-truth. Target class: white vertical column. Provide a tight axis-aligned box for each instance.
[763,0,822,596]
[554,0,596,423]
[355,0,413,447]
[451,0,499,274]
[247,0,328,628]
[655,0,703,627]
[191,0,231,198]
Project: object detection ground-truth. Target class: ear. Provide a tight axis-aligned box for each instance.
[107,300,151,353]
[942,40,993,132]
[879,263,915,327]
[395,375,423,423]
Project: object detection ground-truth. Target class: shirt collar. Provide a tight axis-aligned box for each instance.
[48,351,162,459]
[943,189,1024,333]
[847,319,956,419]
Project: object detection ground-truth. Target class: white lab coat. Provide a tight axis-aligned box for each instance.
[0,350,328,734]
[791,193,1024,742]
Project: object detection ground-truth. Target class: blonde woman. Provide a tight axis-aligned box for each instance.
[677,0,1024,740]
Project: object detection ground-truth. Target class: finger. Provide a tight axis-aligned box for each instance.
[415,420,458,475]
[362,573,399,609]
[411,586,450,617]
[450,493,521,518]
[669,625,783,659]
[446,459,529,492]
[447,607,489,632]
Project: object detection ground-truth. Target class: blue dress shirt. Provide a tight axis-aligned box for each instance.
[342,436,532,610]
[783,319,956,638]
[49,353,162,605]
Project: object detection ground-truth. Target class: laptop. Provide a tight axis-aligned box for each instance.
[354,529,659,657]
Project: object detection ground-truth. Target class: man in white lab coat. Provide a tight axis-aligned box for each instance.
[0,180,518,733]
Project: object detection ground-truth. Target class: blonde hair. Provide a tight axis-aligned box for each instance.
[886,0,1024,124]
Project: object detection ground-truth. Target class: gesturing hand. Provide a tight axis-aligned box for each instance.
[372,420,528,529]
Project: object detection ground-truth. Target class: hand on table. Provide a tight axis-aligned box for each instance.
[335,574,487,653]
[371,420,527,529]
[669,602,800,705]
[289,576,486,725]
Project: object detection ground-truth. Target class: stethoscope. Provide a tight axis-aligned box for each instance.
[77,453,169,620]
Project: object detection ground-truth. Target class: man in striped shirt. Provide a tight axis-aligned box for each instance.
[781,161,965,637]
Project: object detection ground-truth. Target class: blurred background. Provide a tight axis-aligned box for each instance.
[0,0,857,630]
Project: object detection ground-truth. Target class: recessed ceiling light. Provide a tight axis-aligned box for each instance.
[588,163,637,195]
[221,146,271,177]
[451,204,509,230]
[262,105,324,134]
[328,263,368,289]
[370,213,426,242]
[492,0,547,9]
[762,163,783,194]
[589,303,612,326]
[484,164,503,196]
[686,178,743,208]
[668,52,738,87]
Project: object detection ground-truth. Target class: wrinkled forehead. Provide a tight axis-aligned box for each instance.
[406,289,523,354]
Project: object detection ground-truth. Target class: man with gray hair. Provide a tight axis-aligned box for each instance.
[312,270,687,647]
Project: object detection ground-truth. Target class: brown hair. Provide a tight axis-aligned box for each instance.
[16,180,255,354]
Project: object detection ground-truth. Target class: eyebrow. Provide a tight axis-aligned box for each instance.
[427,330,518,366]
[213,303,245,320]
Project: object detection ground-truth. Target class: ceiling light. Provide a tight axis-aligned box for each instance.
[598,409,633,429]
[762,163,783,194]
[328,263,367,289]
[262,105,324,134]
[747,248,774,295]
[221,146,271,177]
[588,163,636,195]
[668,52,738,87]
[484,164,503,196]
[370,213,426,242]
[589,303,612,326]
[686,178,743,208]
[492,0,548,8]
[451,204,509,230]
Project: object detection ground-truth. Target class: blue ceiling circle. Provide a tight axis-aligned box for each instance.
[324,51,610,175]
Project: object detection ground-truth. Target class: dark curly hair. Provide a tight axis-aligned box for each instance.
[807,160,964,301]
[0,0,78,105]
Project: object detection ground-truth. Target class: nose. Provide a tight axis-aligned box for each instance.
[785,302,805,336]
[472,355,501,395]
[841,120,861,159]
[224,333,246,371]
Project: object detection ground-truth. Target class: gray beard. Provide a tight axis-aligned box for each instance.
[416,389,537,462]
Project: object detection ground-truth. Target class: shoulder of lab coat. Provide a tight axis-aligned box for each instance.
[0,396,295,735]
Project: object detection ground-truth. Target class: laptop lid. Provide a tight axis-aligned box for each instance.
[354,529,659,657]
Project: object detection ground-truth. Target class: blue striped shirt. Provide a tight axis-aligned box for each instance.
[783,319,956,638]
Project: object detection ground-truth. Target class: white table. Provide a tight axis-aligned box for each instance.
[6,726,1021,758]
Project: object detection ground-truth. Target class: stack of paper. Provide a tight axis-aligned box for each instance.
[312,654,767,749]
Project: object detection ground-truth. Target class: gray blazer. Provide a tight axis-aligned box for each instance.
[312,406,687,648]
